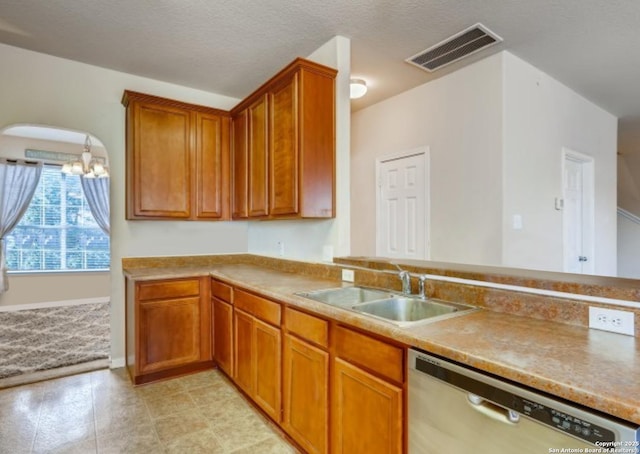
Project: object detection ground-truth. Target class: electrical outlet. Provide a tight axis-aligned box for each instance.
[277,241,285,257]
[341,269,355,282]
[588,307,635,336]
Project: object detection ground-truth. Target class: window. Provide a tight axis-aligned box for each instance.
[5,164,110,271]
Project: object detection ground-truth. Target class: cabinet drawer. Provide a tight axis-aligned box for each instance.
[235,289,281,326]
[284,307,328,348]
[334,326,404,384]
[211,279,232,303]
[137,278,200,301]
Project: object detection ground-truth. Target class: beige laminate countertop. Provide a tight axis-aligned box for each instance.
[124,263,640,426]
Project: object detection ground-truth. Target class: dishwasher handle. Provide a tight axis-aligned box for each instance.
[467,393,520,425]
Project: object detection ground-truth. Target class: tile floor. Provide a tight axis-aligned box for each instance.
[0,368,297,454]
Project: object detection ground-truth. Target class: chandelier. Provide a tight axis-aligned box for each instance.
[61,135,109,178]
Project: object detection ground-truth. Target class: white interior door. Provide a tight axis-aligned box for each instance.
[376,149,429,259]
[562,149,594,274]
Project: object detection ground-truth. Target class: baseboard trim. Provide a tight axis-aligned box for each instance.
[110,357,126,369]
[0,359,110,389]
[0,296,110,312]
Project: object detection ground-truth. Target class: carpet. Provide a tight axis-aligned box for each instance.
[0,302,110,385]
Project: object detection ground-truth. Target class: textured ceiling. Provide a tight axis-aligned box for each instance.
[0,1,638,117]
[0,1,639,140]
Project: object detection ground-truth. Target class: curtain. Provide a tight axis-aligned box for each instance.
[80,177,110,235]
[0,159,43,293]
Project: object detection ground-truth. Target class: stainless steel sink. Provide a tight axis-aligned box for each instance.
[295,286,395,308]
[296,286,477,326]
[351,297,476,326]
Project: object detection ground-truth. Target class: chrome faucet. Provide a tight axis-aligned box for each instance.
[398,270,411,295]
[417,275,428,299]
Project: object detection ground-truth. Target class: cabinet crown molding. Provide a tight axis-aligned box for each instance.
[230,57,338,116]
[122,90,231,117]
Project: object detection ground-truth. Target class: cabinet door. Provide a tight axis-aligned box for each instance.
[231,110,249,218]
[234,308,254,394]
[212,297,233,376]
[253,318,282,422]
[248,94,269,217]
[130,101,192,218]
[269,73,299,216]
[298,67,335,218]
[195,112,229,219]
[283,334,328,454]
[137,296,201,374]
[332,358,403,454]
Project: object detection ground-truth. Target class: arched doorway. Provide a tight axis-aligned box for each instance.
[0,124,111,386]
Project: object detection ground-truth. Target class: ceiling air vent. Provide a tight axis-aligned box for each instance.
[406,23,503,72]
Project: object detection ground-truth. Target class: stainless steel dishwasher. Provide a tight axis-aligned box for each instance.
[408,348,640,453]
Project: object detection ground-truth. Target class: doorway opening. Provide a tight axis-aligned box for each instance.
[562,147,595,274]
[376,147,430,260]
[0,124,111,386]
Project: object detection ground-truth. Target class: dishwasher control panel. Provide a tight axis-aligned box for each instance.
[516,398,615,445]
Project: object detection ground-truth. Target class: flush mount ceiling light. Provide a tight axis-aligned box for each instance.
[350,78,368,99]
[61,135,109,178]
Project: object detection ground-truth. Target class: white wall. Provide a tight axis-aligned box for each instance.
[351,53,504,266]
[618,210,640,278]
[0,43,249,364]
[0,134,107,160]
[618,154,640,216]
[502,52,618,275]
[248,36,351,262]
[0,135,111,308]
[351,51,618,275]
[0,273,110,310]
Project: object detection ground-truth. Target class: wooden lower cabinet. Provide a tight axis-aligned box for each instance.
[331,357,403,454]
[216,285,406,454]
[253,318,282,422]
[233,308,254,394]
[283,333,329,454]
[233,302,282,423]
[212,296,233,376]
[125,276,213,385]
[138,296,201,374]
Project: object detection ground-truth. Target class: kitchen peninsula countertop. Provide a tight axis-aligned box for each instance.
[124,262,640,426]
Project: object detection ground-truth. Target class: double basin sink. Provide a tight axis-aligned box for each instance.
[296,286,476,327]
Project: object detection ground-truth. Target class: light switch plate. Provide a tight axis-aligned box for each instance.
[322,245,334,262]
[512,214,523,230]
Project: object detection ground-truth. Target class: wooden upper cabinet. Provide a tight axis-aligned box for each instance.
[124,59,333,222]
[122,91,230,220]
[128,101,192,218]
[270,72,299,216]
[231,109,249,219]
[231,58,337,219]
[195,112,230,219]
[296,64,336,218]
[248,94,269,217]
